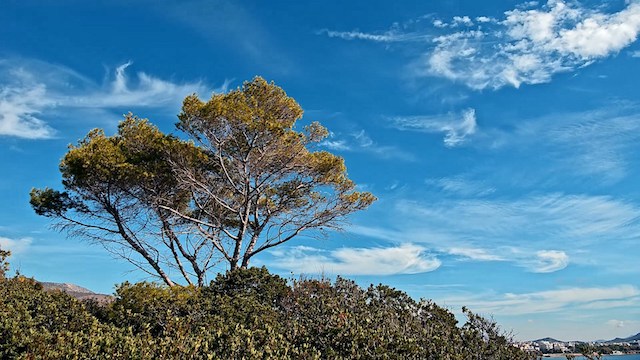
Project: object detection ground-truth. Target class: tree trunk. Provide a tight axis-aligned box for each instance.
[229,258,239,271]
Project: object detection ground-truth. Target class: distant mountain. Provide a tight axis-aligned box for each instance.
[605,332,640,343]
[39,281,113,303]
[531,332,640,344]
[532,337,563,343]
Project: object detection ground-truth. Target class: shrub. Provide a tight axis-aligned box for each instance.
[0,247,10,279]
[1,267,534,359]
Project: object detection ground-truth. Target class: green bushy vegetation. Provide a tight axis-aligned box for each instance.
[0,248,9,278]
[1,256,533,359]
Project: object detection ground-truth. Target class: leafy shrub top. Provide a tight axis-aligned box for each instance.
[1,266,534,359]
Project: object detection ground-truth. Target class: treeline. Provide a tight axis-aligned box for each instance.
[1,264,533,359]
[575,343,640,355]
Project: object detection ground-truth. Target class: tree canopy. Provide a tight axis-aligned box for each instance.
[30,77,376,286]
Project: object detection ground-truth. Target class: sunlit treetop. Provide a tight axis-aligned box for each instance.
[31,77,376,286]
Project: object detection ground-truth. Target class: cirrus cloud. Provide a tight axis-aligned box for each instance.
[426,0,640,89]
[349,191,640,274]
[392,108,477,147]
[322,1,640,90]
[447,247,505,261]
[321,129,417,161]
[269,243,441,275]
[0,82,55,139]
[0,59,222,139]
[444,285,640,316]
[528,250,569,273]
[0,236,33,254]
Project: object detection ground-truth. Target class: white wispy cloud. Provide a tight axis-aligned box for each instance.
[452,16,474,27]
[527,250,569,273]
[549,110,640,182]
[491,105,640,183]
[353,130,375,147]
[445,285,640,316]
[395,194,640,244]
[475,16,494,24]
[0,59,217,139]
[321,139,351,151]
[434,15,496,28]
[446,247,568,272]
[319,29,403,42]
[317,28,432,43]
[632,50,640,57]
[0,236,33,254]
[426,176,496,197]
[162,1,295,75]
[270,243,441,275]
[350,192,640,273]
[392,108,477,147]
[76,62,211,108]
[447,247,505,261]
[425,1,640,89]
[323,1,640,90]
[0,82,55,139]
[583,299,640,310]
[321,129,416,161]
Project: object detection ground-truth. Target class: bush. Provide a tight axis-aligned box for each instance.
[0,247,10,279]
[0,267,534,359]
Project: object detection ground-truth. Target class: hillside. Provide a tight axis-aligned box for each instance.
[39,281,113,303]
[607,332,640,343]
[532,332,640,344]
[532,337,563,343]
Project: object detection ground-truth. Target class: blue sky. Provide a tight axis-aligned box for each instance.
[1,0,640,341]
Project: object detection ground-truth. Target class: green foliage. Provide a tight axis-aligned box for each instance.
[30,78,376,286]
[0,246,9,278]
[206,266,289,304]
[107,281,203,335]
[460,307,526,359]
[576,343,604,360]
[1,267,534,359]
[0,276,123,359]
